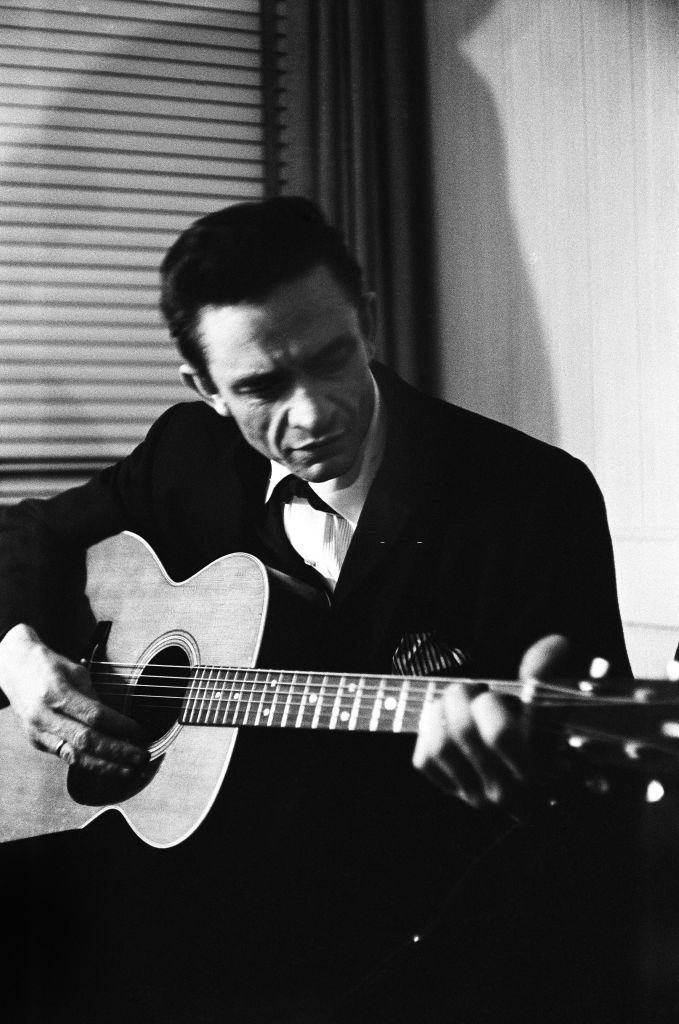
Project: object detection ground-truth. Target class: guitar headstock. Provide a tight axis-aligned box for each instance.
[527,665,679,805]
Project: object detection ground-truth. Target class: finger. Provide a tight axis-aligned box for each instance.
[518,634,571,682]
[31,703,149,770]
[413,698,486,806]
[472,691,527,781]
[31,727,148,777]
[440,685,519,804]
[54,677,146,745]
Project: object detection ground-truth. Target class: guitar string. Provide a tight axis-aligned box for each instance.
[84,661,665,706]
[89,659,612,694]
[84,672,679,709]
[86,692,679,733]
[61,693,679,750]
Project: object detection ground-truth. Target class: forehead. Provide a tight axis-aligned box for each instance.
[198,265,361,382]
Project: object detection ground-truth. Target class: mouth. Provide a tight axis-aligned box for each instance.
[294,432,344,454]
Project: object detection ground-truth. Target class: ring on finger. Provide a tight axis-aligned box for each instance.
[55,738,68,759]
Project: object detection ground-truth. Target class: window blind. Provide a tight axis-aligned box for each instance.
[0,0,282,503]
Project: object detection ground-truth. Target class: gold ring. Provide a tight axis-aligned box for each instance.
[55,739,67,759]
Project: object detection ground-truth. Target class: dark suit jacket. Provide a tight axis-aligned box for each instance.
[0,365,636,1024]
[0,362,630,678]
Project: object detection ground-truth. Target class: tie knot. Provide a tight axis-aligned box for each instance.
[273,475,338,515]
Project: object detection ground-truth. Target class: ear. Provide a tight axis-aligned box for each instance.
[179,364,231,417]
[359,292,378,359]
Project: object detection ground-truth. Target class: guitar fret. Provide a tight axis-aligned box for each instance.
[241,668,257,725]
[369,678,387,731]
[267,676,281,727]
[261,672,278,725]
[224,669,241,725]
[336,677,359,730]
[295,674,311,728]
[206,667,221,725]
[403,679,437,732]
[348,676,365,731]
[234,669,250,726]
[329,675,345,730]
[254,671,270,725]
[279,673,297,728]
[311,675,328,729]
[393,679,409,733]
[184,666,204,725]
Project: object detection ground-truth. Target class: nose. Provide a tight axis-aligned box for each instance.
[286,383,332,434]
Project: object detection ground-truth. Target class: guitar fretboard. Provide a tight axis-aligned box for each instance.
[180,668,445,734]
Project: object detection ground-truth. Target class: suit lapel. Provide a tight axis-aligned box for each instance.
[332,365,479,610]
[331,469,413,606]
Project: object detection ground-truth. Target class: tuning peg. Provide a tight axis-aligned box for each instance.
[589,657,610,680]
[646,779,664,803]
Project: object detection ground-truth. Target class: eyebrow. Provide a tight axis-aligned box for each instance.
[230,334,356,390]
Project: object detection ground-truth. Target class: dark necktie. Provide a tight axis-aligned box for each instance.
[251,475,338,585]
[272,475,339,516]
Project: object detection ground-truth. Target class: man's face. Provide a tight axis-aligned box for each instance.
[195,264,377,482]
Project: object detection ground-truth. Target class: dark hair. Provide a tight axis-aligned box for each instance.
[159,196,364,380]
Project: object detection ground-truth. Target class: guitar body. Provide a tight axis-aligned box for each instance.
[0,531,319,848]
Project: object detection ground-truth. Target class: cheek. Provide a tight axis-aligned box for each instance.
[232,404,270,446]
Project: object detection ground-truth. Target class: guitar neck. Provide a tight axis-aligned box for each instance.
[180,667,481,735]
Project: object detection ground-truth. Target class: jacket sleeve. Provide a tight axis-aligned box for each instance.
[503,454,632,679]
[0,406,181,647]
[449,449,633,681]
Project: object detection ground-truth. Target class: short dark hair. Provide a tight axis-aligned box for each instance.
[159,196,364,380]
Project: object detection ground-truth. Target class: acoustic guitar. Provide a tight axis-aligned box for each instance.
[1,530,678,848]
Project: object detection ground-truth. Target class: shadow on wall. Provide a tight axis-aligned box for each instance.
[429,0,559,446]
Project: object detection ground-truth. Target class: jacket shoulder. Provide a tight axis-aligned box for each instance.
[376,363,592,486]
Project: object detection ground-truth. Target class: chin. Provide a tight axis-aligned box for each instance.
[297,454,353,483]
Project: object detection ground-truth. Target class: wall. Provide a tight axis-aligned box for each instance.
[425,0,679,677]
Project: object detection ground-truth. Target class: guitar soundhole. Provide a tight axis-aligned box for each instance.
[67,644,192,808]
[133,644,191,742]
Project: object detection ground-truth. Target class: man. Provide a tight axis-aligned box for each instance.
[0,198,633,1022]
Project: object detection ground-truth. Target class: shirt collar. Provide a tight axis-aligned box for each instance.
[265,374,386,529]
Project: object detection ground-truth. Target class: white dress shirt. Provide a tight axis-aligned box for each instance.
[265,377,386,591]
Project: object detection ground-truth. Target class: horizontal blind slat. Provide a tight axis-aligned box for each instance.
[0,10,262,49]
[0,128,266,161]
[0,183,263,211]
[0,46,261,83]
[0,66,262,104]
[0,0,260,11]
[0,1,259,30]
[0,86,264,127]
[0,105,266,140]
[0,164,266,193]
[0,27,263,69]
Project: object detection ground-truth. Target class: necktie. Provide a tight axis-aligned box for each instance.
[272,475,339,516]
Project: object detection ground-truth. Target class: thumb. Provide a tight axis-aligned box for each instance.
[519,634,572,682]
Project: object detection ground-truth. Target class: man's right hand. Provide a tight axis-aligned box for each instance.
[0,623,149,777]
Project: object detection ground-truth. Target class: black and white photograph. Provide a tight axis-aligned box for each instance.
[0,2,678,1021]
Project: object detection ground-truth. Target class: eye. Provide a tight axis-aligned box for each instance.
[308,338,355,374]
[233,375,284,399]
